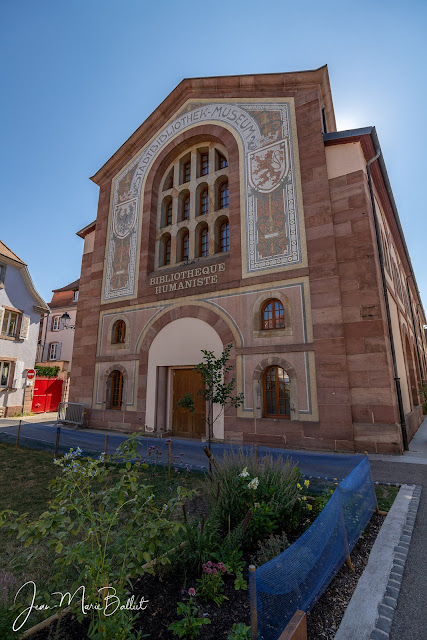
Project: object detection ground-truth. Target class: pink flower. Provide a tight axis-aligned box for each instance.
[206,561,212,567]
[188,588,196,597]
[212,568,218,575]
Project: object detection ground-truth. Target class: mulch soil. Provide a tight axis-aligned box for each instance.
[32,512,385,640]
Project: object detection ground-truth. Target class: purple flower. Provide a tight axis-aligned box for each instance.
[212,568,218,575]
[197,523,202,530]
[174,468,178,473]
[188,588,196,597]
[206,561,212,567]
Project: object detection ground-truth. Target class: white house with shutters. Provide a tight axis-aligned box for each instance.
[0,240,49,417]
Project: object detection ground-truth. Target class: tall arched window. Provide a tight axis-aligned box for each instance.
[156,144,229,268]
[159,234,171,266]
[219,220,229,252]
[261,299,285,330]
[165,199,173,226]
[263,366,290,418]
[181,231,189,261]
[112,320,126,344]
[220,181,229,209]
[199,226,209,257]
[200,188,209,215]
[182,194,190,221]
[109,370,123,410]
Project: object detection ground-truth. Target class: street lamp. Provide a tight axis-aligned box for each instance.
[61,312,75,330]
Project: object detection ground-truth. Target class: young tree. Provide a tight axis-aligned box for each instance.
[177,344,244,458]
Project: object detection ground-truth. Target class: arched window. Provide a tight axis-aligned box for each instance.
[181,231,189,261]
[159,234,171,266]
[109,370,123,410]
[165,199,173,226]
[263,366,290,418]
[219,220,229,252]
[200,152,209,176]
[199,226,209,257]
[261,299,285,330]
[200,188,209,215]
[182,194,190,221]
[220,181,229,209]
[156,144,229,268]
[112,320,126,344]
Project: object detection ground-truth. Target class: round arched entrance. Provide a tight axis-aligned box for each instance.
[145,317,224,438]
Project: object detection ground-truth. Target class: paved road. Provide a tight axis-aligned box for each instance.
[0,420,363,480]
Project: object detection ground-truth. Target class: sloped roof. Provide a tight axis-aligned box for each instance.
[0,240,26,265]
[52,279,80,293]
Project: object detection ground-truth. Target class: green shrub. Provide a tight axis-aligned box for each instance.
[228,622,251,640]
[0,435,193,639]
[204,450,303,543]
[250,531,289,566]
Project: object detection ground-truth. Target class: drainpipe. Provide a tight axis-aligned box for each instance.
[406,276,424,388]
[366,150,409,451]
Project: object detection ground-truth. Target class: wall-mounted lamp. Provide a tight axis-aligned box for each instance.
[61,312,75,330]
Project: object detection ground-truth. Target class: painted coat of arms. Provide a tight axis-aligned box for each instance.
[113,199,137,238]
[248,139,290,194]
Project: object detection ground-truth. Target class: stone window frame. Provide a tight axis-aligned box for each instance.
[109,317,130,351]
[154,142,229,270]
[252,290,293,338]
[105,364,128,411]
[263,365,291,418]
[253,356,298,421]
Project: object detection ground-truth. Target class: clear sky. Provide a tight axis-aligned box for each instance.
[1,0,426,307]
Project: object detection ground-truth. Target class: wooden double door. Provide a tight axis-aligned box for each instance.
[172,369,206,438]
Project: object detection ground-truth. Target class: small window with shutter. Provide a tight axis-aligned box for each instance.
[0,361,10,387]
[0,264,6,287]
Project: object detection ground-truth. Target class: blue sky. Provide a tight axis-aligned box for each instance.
[1,0,426,307]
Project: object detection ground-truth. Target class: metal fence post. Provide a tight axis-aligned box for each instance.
[249,564,258,640]
[15,420,21,448]
[54,426,60,458]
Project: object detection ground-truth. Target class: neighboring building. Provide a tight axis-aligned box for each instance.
[37,279,79,401]
[0,241,49,416]
[70,66,427,453]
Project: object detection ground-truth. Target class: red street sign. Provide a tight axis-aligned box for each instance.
[26,369,36,380]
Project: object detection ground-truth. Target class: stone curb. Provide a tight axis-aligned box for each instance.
[368,484,422,640]
[335,483,421,640]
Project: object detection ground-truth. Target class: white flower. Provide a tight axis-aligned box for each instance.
[247,477,259,490]
[239,467,249,478]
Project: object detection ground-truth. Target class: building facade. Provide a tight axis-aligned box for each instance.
[70,67,427,453]
[0,241,49,416]
[37,279,80,401]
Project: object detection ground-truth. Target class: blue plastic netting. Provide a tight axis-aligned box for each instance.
[254,456,377,640]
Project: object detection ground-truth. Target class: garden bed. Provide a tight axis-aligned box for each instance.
[0,442,397,640]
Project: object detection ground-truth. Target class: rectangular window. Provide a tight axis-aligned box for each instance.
[1,310,19,338]
[49,343,58,360]
[52,316,61,331]
[0,361,10,387]
[0,264,6,287]
[73,291,79,301]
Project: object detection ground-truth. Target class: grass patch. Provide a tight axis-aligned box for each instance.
[375,484,399,512]
[0,442,206,592]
